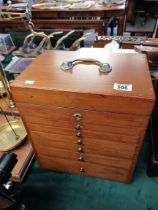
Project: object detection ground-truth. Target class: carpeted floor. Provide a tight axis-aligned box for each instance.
[19,130,158,210]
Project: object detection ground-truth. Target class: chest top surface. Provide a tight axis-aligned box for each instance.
[11,48,155,101]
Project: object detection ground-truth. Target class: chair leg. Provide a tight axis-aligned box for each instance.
[104,17,115,36]
[156,25,158,38]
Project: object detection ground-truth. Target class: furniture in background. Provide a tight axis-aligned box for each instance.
[0,140,34,182]
[125,0,158,37]
[0,114,34,182]
[125,15,157,37]
[93,36,158,48]
[126,0,136,24]
[142,0,158,25]
[147,78,158,177]
[156,25,158,37]
[0,4,126,35]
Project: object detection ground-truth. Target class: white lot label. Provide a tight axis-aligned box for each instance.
[113,83,132,91]
[24,80,35,85]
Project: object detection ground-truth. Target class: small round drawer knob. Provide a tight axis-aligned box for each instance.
[78,147,82,152]
[75,124,81,130]
[78,156,84,161]
[76,132,81,138]
[80,168,85,173]
[76,139,82,145]
[73,113,82,121]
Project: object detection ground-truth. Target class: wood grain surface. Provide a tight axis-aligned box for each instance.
[10,49,155,182]
[11,49,155,115]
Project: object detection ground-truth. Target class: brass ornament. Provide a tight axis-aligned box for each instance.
[73,113,83,121]
[0,63,27,151]
[0,12,26,20]
[0,120,27,152]
[0,80,6,96]
[0,63,15,108]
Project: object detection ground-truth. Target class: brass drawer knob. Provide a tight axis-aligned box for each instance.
[76,139,82,145]
[78,147,82,152]
[80,168,85,173]
[73,113,82,121]
[75,124,81,130]
[76,132,81,138]
[78,155,84,161]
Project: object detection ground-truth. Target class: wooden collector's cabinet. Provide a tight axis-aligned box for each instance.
[11,48,155,183]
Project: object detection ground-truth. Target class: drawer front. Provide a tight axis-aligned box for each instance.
[19,103,148,128]
[19,104,148,146]
[38,155,130,183]
[29,131,137,159]
[27,122,140,144]
[34,145,133,170]
[18,104,147,182]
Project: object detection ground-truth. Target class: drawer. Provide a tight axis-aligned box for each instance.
[38,155,130,183]
[19,103,149,128]
[25,118,142,137]
[26,122,141,143]
[34,146,133,170]
[29,131,137,159]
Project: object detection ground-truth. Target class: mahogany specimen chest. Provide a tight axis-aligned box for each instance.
[11,48,155,183]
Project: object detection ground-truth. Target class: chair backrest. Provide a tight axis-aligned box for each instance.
[124,0,157,37]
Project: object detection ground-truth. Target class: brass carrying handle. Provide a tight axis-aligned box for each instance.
[60,58,112,73]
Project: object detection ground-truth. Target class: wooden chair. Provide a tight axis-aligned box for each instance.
[125,0,157,37]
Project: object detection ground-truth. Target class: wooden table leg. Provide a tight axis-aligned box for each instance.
[117,16,125,35]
